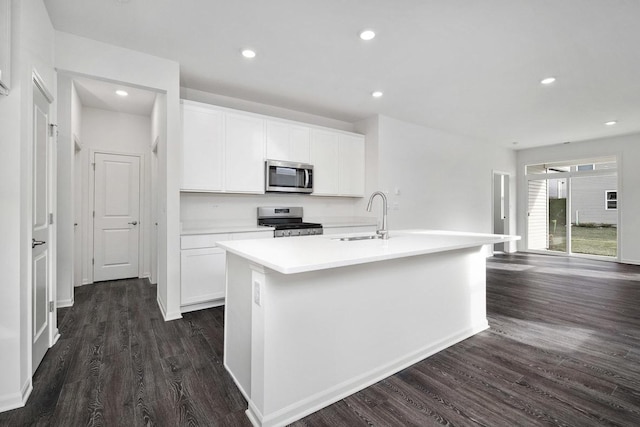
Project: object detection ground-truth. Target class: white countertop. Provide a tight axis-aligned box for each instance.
[217,229,521,274]
[181,225,274,235]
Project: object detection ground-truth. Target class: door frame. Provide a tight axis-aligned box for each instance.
[29,70,60,377]
[88,149,145,283]
[523,158,622,262]
[491,170,512,253]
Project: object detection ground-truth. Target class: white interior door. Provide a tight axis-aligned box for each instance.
[93,152,140,282]
[32,80,52,374]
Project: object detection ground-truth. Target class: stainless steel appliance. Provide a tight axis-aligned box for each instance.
[257,206,323,237]
[265,160,313,194]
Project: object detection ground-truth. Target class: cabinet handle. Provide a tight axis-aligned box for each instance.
[128,221,138,226]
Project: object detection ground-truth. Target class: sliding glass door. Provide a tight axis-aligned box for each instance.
[526,157,618,259]
[570,175,617,257]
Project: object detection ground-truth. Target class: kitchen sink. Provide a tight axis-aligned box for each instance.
[334,234,382,241]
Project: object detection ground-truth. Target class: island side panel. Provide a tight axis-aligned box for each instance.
[251,246,488,427]
[223,252,254,400]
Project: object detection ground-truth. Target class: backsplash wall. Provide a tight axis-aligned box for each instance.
[180,192,366,225]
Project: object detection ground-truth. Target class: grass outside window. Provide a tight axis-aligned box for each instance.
[548,225,617,257]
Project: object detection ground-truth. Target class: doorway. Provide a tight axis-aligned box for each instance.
[492,171,510,252]
[92,152,141,282]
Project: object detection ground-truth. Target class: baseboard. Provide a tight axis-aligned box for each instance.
[51,330,61,346]
[0,378,32,414]
[180,298,224,314]
[246,322,489,427]
[621,258,640,266]
[56,298,74,308]
[156,296,182,321]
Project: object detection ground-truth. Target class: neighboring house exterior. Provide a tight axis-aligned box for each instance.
[544,163,617,226]
[570,175,617,225]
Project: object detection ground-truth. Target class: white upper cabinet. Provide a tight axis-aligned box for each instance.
[310,129,365,197]
[339,134,365,197]
[181,101,265,194]
[225,112,265,193]
[266,120,310,163]
[310,129,340,195]
[181,100,364,197]
[182,103,224,191]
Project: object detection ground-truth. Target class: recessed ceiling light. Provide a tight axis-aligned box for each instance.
[605,120,617,126]
[371,91,383,98]
[115,90,128,97]
[241,49,256,59]
[359,30,376,41]
[540,77,556,85]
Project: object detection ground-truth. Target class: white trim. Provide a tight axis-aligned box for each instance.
[56,298,74,308]
[0,378,32,413]
[180,298,225,314]
[157,295,182,321]
[32,70,54,103]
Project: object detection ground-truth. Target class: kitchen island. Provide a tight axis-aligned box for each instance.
[218,230,520,427]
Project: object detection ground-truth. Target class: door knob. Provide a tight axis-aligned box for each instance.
[32,238,46,249]
[128,221,138,226]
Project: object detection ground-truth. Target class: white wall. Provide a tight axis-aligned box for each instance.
[361,116,517,245]
[78,107,152,283]
[180,193,363,226]
[0,0,55,412]
[54,31,182,321]
[517,133,640,264]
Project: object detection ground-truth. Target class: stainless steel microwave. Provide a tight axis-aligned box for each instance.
[265,160,313,193]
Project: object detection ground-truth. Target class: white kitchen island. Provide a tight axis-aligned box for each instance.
[218,230,520,427]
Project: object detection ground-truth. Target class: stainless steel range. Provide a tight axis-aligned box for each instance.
[257,207,323,237]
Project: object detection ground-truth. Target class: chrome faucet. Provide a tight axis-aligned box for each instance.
[366,191,389,239]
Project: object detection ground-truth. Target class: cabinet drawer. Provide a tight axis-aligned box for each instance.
[181,233,232,249]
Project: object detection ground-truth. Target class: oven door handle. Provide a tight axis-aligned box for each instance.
[304,169,309,188]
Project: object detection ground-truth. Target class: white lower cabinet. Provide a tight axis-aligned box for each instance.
[181,247,226,309]
[180,230,273,312]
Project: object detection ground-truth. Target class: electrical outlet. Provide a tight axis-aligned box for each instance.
[253,281,261,306]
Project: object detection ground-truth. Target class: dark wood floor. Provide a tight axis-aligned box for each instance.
[1,253,639,426]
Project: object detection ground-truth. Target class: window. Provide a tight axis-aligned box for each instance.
[605,190,617,210]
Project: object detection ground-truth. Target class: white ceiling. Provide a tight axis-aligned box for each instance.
[73,77,157,116]
[44,0,640,149]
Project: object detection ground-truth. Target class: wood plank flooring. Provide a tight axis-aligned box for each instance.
[1,253,639,426]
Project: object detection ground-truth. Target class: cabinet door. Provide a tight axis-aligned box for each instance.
[310,129,340,195]
[266,121,310,163]
[266,121,289,161]
[339,134,365,196]
[180,247,226,306]
[182,104,224,191]
[225,113,265,193]
[289,125,310,163]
